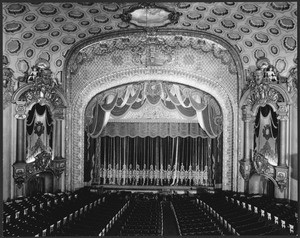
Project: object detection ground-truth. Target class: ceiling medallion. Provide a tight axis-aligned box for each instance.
[120,3,181,29]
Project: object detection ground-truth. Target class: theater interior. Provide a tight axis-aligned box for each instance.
[2,2,298,236]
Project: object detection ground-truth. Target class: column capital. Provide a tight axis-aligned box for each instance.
[15,101,27,119]
[52,107,65,120]
[277,102,289,120]
[242,105,254,122]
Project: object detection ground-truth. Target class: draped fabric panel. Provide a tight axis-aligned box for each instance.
[254,105,278,166]
[85,81,223,139]
[86,135,222,186]
[26,104,53,163]
[100,122,208,138]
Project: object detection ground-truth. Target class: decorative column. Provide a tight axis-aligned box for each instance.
[12,101,27,198]
[275,102,289,198]
[51,107,66,192]
[239,105,254,193]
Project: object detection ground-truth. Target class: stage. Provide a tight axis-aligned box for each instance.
[89,184,216,194]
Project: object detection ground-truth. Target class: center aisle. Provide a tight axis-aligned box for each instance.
[162,201,180,236]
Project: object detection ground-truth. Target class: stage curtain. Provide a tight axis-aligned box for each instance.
[86,135,222,187]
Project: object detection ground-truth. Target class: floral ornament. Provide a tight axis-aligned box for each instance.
[262,125,272,140]
[34,121,45,137]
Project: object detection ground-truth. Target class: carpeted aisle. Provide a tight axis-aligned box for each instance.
[162,201,180,236]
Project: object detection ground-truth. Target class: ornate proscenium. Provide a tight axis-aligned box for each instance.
[120,3,181,29]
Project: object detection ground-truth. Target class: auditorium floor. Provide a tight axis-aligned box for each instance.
[162,201,180,236]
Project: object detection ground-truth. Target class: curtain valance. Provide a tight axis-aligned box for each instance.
[85,81,223,139]
[100,122,208,138]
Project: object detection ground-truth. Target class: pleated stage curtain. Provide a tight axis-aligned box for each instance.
[85,134,223,187]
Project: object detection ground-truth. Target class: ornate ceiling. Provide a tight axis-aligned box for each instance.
[3,2,297,81]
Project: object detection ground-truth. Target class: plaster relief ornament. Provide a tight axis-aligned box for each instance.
[131,36,175,67]
[120,3,180,28]
[17,58,65,109]
[245,57,281,106]
[286,57,297,93]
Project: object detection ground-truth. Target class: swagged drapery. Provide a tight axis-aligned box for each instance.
[254,105,278,166]
[85,81,223,138]
[26,104,53,163]
[84,81,223,186]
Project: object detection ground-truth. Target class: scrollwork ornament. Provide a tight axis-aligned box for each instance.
[13,163,26,189]
[252,151,275,177]
[275,167,288,192]
[239,159,251,181]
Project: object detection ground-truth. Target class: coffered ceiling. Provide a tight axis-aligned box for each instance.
[3,2,297,79]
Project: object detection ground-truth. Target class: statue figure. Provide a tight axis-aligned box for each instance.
[254,69,265,85]
[166,164,172,185]
[149,165,154,185]
[28,66,40,83]
[265,65,278,83]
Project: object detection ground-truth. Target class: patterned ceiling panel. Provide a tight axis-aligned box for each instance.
[2,2,297,80]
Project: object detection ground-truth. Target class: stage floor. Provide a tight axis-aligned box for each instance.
[90,184,214,194]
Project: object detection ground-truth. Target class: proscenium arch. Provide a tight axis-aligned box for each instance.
[66,71,235,191]
[63,29,245,192]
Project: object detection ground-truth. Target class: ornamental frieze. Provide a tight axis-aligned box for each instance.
[69,33,237,78]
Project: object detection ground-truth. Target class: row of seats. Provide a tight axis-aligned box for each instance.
[223,191,297,233]
[60,192,129,236]
[3,189,104,236]
[171,195,224,236]
[198,192,292,236]
[119,195,163,236]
